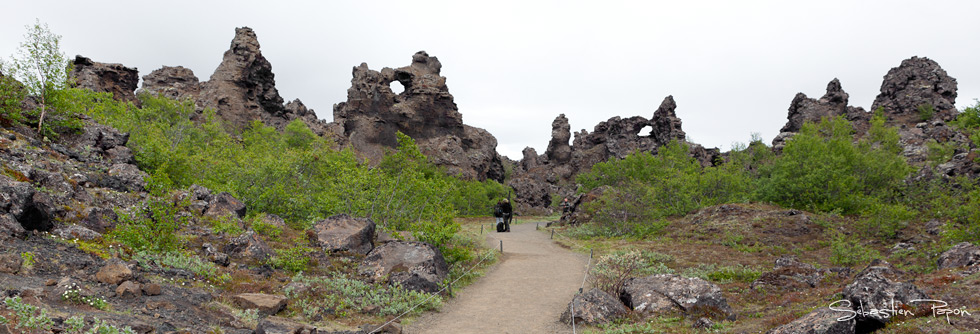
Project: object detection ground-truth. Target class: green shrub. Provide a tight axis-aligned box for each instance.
[268,246,313,273]
[681,263,762,283]
[286,273,441,317]
[3,296,53,331]
[108,198,186,253]
[757,115,911,216]
[0,70,27,127]
[590,250,676,294]
[132,251,229,283]
[60,283,109,310]
[574,140,752,238]
[828,231,881,266]
[917,104,936,122]
[71,91,500,261]
[251,216,283,241]
[953,100,980,146]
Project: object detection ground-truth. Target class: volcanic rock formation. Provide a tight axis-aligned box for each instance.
[771,79,869,150]
[329,51,505,182]
[774,56,976,173]
[69,55,139,104]
[138,66,201,102]
[872,56,958,121]
[138,27,329,137]
[511,96,719,212]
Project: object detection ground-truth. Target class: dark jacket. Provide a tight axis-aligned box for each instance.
[493,201,513,217]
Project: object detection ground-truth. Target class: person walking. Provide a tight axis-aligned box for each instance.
[494,199,514,232]
[501,199,513,232]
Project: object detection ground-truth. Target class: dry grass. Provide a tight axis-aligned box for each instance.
[561,202,980,333]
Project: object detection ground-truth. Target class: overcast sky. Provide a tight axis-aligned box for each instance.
[3,0,978,159]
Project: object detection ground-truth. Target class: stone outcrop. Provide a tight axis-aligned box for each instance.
[651,95,687,147]
[138,66,200,101]
[232,293,287,316]
[330,51,504,182]
[255,317,318,334]
[841,260,928,329]
[140,27,329,137]
[96,259,133,285]
[872,56,958,121]
[773,57,974,175]
[937,242,980,269]
[309,214,376,255]
[559,288,628,325]
[512,96,718,212]
[223,230,273,261]
[197,27,284,130]
[545,114,572,164]
[204,192,247,219]
[621,274,736,321]
[766,307,855,334]
[116,281,141,298]
[752,256,833,290]
[70,55,139,104]
[552,186,608,227]
[358,240,449,293]
[772,79,870,150]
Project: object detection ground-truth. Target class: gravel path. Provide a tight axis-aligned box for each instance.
[403,222,587,334]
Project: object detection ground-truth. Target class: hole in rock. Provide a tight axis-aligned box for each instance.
[390,81,405,94]
[638,125,654,136]
[18,203,53,232]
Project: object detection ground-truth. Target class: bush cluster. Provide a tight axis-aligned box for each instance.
[286,273,441,318]
[65,90,507,256]
[573,113,949,240]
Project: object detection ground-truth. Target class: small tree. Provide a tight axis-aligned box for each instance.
[2,19,72,135]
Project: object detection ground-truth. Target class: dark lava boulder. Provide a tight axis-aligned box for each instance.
[223,230,273,261]
[937,242,980,269]
[358,240,448,293]
[309,214,375,255]
[766,307,855,334]
[841,259,928,330]
[559,288,628,325]
[752,256,829,290]
[255,317,318,334]
[621,274,735,321]
[204,192,247,219]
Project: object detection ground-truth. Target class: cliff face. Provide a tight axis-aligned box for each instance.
[329,51,505,182]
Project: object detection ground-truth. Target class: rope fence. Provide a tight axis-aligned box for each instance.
[368,222,504,334]
[547,227,596,334]
[368,221,596,334]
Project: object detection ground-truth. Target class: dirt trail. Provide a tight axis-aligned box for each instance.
[403,222,587,334]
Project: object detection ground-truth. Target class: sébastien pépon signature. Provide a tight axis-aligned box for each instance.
[829,298,972,324]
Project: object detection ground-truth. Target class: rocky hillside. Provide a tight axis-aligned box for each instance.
[71,27,502,183]
[3,22,980,334]
[514,55,979,214]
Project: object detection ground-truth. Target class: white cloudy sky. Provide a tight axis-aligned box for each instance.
[3,0,978,159]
